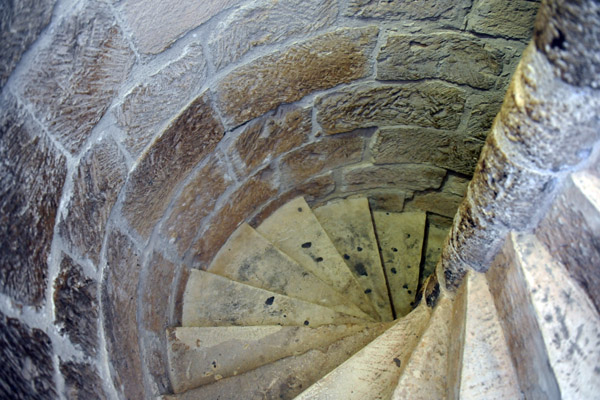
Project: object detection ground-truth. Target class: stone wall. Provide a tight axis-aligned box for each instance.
[0,0,538,398]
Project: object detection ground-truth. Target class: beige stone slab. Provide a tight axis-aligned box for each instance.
[421,223,449,289]
[373,211,426,317]
[207,223,371,320]
[295,305,431,400]
[167,324,371,393]
[313,198,393,322]
[257,197,378,319]
[162,323,389,400]
[182,270,365,328]
[392,297,453,399]
[460,272,522,400]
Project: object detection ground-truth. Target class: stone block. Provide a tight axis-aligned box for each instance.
[366,191,407,212]
[59,138,126,264]
[342,164,446,192]
[232,106,311,175]
[467,0,539,40]
[0,311,55,399]
[316,83,466,135]
[216,26,378,127]
[465,94,504,141]
[122,93,224,239]
[0,0,56,88]
[209,0,338,70]
[372,127,484,176]
[120,0,238,54]
[406,191,463,218]
[116,44,208,157]
[142,253,177,334]
[54,254,99,357]
[443,174,470,197]
[60,360,107,400]
[378,33,503,89]
[0,94,67,306]
[162,156,233,255]
[20,3,134,154]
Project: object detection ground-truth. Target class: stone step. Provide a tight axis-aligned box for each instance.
[372,211,426,317]
[294,304,431,399]
[313,198,393,322]
[487,233,600,400]
[391,296,453,399]
[167,324,374,393]
[182,270,367,327]
[257,196,378,319]
[207,223,372,320]
[161,323,389,400]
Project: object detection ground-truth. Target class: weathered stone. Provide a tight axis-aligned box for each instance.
[209,0,338,70]
[406,191,463,218]
[60,360,107,400]
[378,33,503,89]
[372,127,484,176]
[0,311,55,399]
[162,156,232,255]
[342,164,446,192]
[122,93,224,239]
[102,231,144,400]
[142,253,177,334]
[173,268,191,326]
[465,94,505,141]
[20,3,134,154]
[0,0,56,88]
[144,341,171,396]
[345,0,471,28]
[233,106,311,175]
[121,0,238,54]
[366,191,407,212]
[0,94,67,306]
[443,174,470,197]
[421,222,450,288]
[216,27,378,127]
[281,135,364,186]
[116,44,208,157]
[54,254,98,356]
[467,0,539,40]
[59,138,126,264]
[316,83,466,135]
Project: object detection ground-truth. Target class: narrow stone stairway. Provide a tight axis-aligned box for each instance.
[162,191,600,399]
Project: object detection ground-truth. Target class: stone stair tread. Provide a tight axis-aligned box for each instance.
[313,198,394,321]
[293,304,431,400]
[460,271,522,400]
[161,323,390,400]
[167,324,376,393]
[182,270,367,327]
[256,196,378,318]
[208,223,372,320]
[392,296,452,399]
[373,211,426,317]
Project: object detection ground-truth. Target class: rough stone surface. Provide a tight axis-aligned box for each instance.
[54,254,98,357]
[378,33,504,89]
[102,231,144,400]
[421,221,450,288]
[59,138,126,264]
[209,0,338,70]
[116,44,208,157]
[21,3,134,154]
[444,174,470,197]
[467,0,539,40]
[342,164,446,192]
[372,127,484,175]
[216,27,378,127]
[122,93,224,239]
[316,83,466,135]
[162,156,232,256]
[465,94,505,141]
[142,253,177,334]
[366,191,407,212]
[0,0,56,88]
[0,94,67,306]
[0,311,56,399]
[121,0,238,54]
[60,360,107,400]
[407,191,463,218]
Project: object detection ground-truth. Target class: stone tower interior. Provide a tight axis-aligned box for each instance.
[1,0,599,399]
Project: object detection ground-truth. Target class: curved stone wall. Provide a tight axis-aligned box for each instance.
[0,0,538,398]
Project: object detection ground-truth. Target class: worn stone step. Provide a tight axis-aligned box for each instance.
[182,270,366,327]
[208,223,372,320]
[257,196,378,319]
[167,324,374,393]
[392,296,453,399]
[313,198,394,322]
[161,323,389,400]
[294,304,431,399]
[372,211,426,317]
[488,233,600,400]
